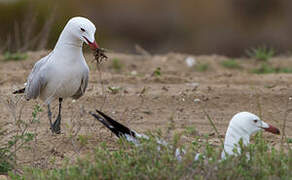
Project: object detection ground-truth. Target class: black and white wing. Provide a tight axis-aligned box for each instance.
[90,110,147,145]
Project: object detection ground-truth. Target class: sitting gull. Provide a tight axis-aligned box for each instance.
[13,17,100,134]
[89,110,280,160]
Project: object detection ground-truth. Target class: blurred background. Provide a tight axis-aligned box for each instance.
[0,0,291,57]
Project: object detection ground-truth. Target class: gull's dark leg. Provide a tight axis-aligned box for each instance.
[48,104,53,127]
[51,98,63,134]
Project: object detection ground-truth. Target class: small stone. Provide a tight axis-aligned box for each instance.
[185,56,196,67]
[131,70,137,75]
[186,82,199,87]
[194,98,201,103]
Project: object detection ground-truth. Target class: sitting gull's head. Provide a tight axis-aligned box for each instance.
[229,112,280,136]
[222,111,280,159]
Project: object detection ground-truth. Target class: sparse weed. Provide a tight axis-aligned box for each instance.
[195,63,209,72]
[252,63,275,74]
[3,51,28,61]
[152,67,162,77]
[12,132,291,180]
[112,58,123,72]
[108,86,122,94]
[221,59,241,69]
[252,63,292,74]
[77,135,89,146]
[184,125,198,136]
[246,46,275,61]
[277,67,292,73]
[0,104,41,174]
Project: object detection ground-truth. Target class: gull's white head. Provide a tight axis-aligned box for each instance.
[222,112,280,159]
[229,112,280,136]
[58,16,99,50]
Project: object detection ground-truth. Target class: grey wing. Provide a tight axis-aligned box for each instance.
[25,53,52,100]
[72,70,89,99]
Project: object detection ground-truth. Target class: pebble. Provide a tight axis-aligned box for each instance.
[131,70,137,75]
[194,98,201,103]
[185,56,196,67]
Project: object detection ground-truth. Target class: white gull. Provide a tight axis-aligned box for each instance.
[90,110,280,160]
[13,17,99,134]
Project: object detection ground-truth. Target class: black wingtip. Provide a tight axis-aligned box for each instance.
[90,110,122,138]
[89,111,106,123]
[92,109,136,138]
[13,87,25,94]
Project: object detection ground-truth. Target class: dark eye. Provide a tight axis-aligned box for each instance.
[80,28,85,32]
[253,119,258,123]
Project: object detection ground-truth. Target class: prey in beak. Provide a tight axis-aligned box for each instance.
[83,36,108,64]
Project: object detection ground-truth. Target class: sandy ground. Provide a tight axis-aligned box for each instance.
[0,51,291,169]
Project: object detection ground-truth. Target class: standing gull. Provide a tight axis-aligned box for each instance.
[13,17,100,134]
[90,110,280,160]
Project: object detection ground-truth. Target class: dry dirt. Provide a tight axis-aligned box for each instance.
[0,51,291,169]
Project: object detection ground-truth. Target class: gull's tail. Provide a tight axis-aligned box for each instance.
[89,110,137,139]
[13,87,25,94]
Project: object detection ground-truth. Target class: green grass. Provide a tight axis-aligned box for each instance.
[3,51,28,61]
[252,63,292,74]
[9,133,291,180]
[0,105,41,174]
[221,59,241,69]
[108,86,122,94]
[153,67,162,77]
[246,46,275,61]
[111,58,123,72]
[195,63,209,72]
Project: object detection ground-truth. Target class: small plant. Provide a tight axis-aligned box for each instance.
[152,67,162,77]
[78,135,89,146]
[277,67,292,73]
[221,59,241,69]
[252,63,275,74]
[108,86,122,94]
[246,46,275,61]
[111,58,123,72]
[0,104,41,174]
[252,64,292,74]
[3,51,28,61]
[184,125,198,136]
[32,104,42,123]
[195,63,209,72]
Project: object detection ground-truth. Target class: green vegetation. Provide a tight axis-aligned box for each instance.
[252,63,292,74]
[221,59,241,69]
[112,58,123,72]
[246,46,275,61]
[195,63,209,72]
[108,86,122,94]
[2,106,291,179]
[3,51,28,61]
[0,105,41,174]
[184,125,198,136]
[9,132,291,179]
[153,67,162,77]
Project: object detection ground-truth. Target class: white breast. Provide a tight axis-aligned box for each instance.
[40,51,88,103]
